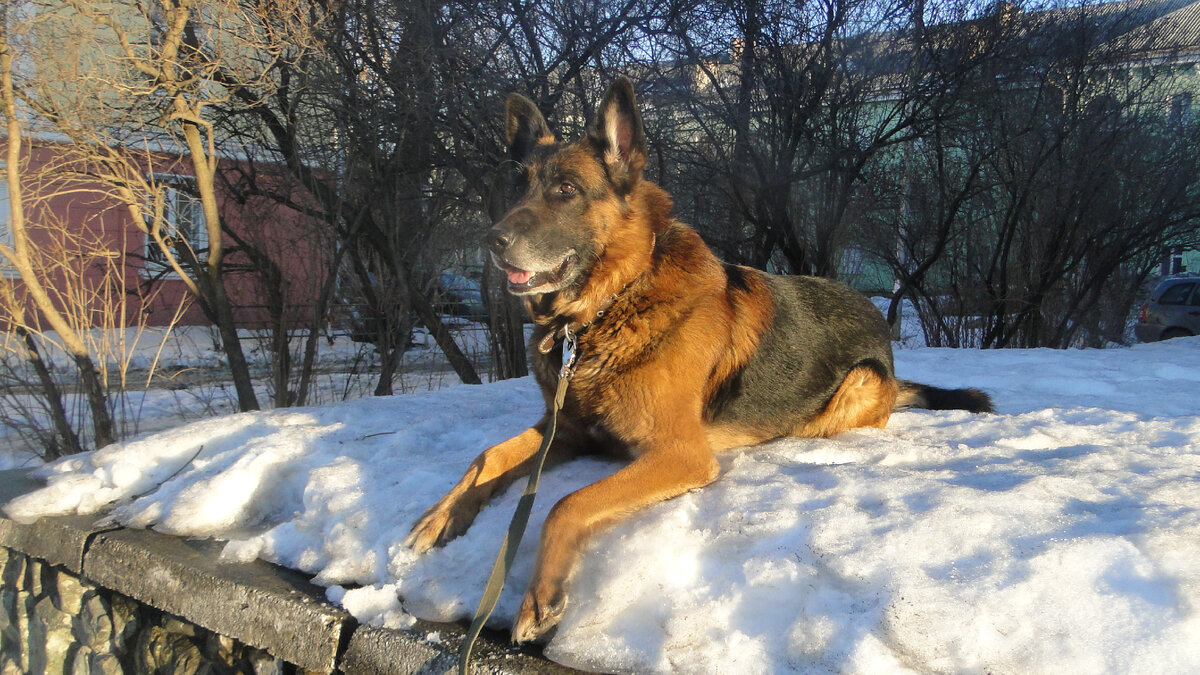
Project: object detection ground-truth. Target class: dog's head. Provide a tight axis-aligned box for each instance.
[487,77,661,306]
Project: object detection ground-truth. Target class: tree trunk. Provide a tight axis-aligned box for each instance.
[296,245,345,406]
[20,329,82,458]
[374,340,398,396]
[482,261,527,381]
[409,280,482,385]
[271,307,292,407]
[73,353,115,449]
[179,118,260,412]
[211,279,260,411]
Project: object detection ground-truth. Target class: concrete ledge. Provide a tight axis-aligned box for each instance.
[0,469,112,575]
[0,469,580,674]
[81,528,349,672]
[344,621,576,675]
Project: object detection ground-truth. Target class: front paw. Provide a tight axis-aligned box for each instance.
[403,493,479,553]
[511,583,567,643]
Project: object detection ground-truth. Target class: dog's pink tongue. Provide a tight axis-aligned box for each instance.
[507,268,533,285]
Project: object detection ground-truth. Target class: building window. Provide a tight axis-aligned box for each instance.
[0,180,15,277]
[1170,93,1193,127]
[144,175,207,275]
[1161,246,1186,276]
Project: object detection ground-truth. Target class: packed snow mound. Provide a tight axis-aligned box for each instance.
[7,338,1200,674]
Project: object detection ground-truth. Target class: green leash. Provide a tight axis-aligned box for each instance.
[458,327,579,675]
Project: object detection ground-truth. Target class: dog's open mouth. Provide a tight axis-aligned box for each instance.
[499,253,578,293]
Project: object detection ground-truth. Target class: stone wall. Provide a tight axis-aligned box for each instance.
[0,546,295,675]
[0,468,574,675]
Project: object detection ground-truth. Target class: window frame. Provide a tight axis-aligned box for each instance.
[142,173,209,278]
[0,179,16,278]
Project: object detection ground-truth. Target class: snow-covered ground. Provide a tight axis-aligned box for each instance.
[0,322,493,467]
[5,336,1200,674]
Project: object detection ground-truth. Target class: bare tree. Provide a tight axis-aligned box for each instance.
[2,50,190,457]
[210,0,673,387]
[866,1,1200,348]
[9,0,325,411]
[1,20,116,450]
[647,0,989,277]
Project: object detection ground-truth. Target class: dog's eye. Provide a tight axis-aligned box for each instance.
[557,182,577,196]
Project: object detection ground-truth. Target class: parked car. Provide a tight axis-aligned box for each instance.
[1134,276,1200,342]
[434,271,487,322]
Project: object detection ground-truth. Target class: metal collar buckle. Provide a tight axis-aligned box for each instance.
[559,325,579,379]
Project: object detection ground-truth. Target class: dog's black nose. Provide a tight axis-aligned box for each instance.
[486,226,513,253]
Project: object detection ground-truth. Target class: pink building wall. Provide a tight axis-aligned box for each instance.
[3,138,329,331]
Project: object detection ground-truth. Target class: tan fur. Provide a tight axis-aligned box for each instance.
[794,367,898,438]
[705,425,775,452]
[407,428,552,552]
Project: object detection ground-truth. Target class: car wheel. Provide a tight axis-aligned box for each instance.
[1161,328,1193,341]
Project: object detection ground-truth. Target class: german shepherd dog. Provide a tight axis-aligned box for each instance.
[406,77,992,642]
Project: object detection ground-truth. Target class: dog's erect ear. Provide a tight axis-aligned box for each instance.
[588,76,646,194]
[506,93,552,164]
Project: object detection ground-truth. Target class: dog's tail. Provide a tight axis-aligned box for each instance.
[896,380,994,414]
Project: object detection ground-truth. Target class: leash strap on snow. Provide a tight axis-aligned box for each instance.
[459,327,579,675]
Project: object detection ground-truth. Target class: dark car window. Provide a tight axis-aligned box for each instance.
[1190,284,1200,306]
[1159,282,1196,306]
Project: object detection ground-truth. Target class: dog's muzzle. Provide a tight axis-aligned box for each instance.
[485,217,579,294]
